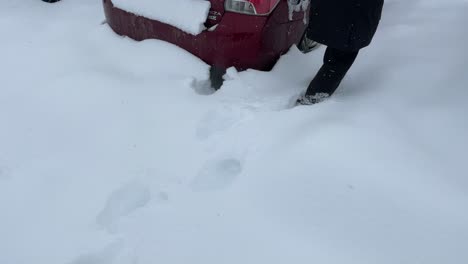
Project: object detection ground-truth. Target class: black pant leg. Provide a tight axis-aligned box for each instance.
[305,47,359,96]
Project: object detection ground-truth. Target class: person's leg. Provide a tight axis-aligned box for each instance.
[298,47,359,105]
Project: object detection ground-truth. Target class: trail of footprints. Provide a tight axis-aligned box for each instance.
[70,104,246,264]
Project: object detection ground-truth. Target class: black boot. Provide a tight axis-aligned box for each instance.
[298,47,359,105]
[296,93,330,105]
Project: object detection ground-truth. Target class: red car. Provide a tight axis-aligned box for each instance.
[103,0,316,87]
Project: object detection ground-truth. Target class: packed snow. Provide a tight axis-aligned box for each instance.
[1,0,468,263]
[112,0,210,35]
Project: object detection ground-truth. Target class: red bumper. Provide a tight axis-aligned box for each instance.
[103,0,307,71]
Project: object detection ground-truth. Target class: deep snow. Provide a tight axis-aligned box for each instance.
[0,0,468,263]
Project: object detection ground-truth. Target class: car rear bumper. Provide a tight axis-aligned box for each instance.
[103,0,306,71]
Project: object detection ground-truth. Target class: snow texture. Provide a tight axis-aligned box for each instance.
[112,0,211,35]
[96,181,152,229]
[1,0,468,263]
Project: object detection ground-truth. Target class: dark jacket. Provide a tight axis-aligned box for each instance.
[307,0,384,51]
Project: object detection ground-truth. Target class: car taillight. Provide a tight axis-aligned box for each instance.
[225,0,281,16]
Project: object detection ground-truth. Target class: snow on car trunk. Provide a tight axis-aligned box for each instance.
[111,0,211,35]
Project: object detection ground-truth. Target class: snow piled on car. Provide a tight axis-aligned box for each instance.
[112,0,211,35]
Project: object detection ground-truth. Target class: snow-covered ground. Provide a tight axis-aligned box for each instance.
[1,0,468,263]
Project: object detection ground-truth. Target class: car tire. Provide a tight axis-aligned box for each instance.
[298,32,320,54]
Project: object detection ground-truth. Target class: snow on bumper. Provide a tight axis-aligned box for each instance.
[111,0,211,35]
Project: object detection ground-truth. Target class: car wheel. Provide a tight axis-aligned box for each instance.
[298,32,320,54]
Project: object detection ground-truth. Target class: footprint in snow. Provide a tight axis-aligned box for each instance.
[68,240,136,264]
[96,181,153,229]
[190,158,242,191]
[196,107,251,140]
[190,77,215,95]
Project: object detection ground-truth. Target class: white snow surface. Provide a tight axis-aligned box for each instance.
[112,0,210,35]
[1,0,468,263]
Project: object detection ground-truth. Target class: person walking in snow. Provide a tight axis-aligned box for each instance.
[297,0,384,105]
